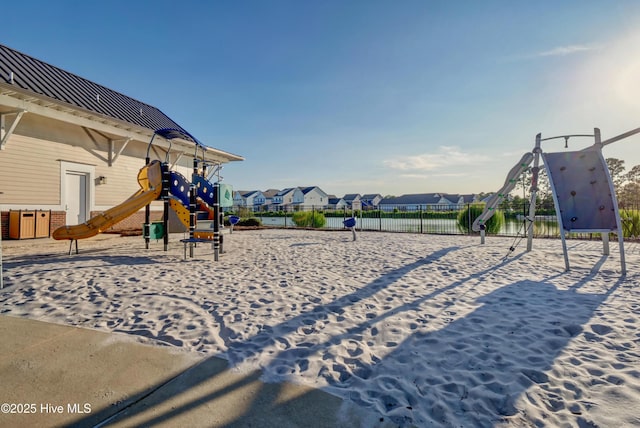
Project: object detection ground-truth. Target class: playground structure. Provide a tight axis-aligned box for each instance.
[52,160,163,242]
[473,127,636,275]
[344,217,357,241]
[0,192,3,289]
[52,128,232,260]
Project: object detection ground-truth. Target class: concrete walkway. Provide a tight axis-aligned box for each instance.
[0,315,365,427]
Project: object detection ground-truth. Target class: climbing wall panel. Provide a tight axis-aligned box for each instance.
[543,150,618,231]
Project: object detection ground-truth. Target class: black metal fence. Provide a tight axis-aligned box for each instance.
[228,202,640,241]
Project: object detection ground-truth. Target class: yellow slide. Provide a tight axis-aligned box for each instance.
[168,199,216,240]
[52,161,163,240]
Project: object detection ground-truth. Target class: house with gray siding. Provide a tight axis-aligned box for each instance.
[272,187,304,211]
[342,194,362,211]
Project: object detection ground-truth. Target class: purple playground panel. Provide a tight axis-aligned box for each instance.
[543,150,618,232]
[169,171,190,206]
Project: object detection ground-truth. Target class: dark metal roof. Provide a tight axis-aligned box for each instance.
[300,186,327,195]
[0,44,190,135]
[275,188,298,196]
[153,128,200,145]
[342,194,361,201]
[380,193,446,205]
[361,194,382,200]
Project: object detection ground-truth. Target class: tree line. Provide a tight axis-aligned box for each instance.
[483,158,640,212]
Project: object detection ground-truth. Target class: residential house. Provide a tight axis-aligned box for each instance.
[327,195,347,210]
[441,194,465,206]
[233,191,249,208]
[300,186,329,209]
[272,187,304,211]
[342,194,362,211]
[361,193,383,210]
[250,190,266,208]
[379,193,467,212]
[233,190,265,210]
[262,189,280,208]
[0,44,243,238]
[460,194,480,204]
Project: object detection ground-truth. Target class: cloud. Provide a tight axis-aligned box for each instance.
[384,146,488,171]
[397,172,468,180]
[504,44,601,62]
[533,44,599,57]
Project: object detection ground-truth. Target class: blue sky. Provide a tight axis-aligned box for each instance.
[4,1,640,196]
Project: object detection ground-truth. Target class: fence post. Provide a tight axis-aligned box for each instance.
[420,205,423,234]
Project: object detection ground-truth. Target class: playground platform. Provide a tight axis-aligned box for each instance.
[0,315,354,427]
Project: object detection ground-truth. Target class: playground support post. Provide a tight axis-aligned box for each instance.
[144,156,151,250]
[526,134,542,252]
[161,162,170,251]
[596,128,610,257]
[213,182,220,261]
[189,158,198,258]
[596,128,626,274]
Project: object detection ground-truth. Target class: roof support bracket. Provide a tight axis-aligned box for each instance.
[168,150,185,169]
[108,137,131,166]
[0,109,26,150]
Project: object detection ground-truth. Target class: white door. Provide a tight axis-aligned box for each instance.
[65,172,87,225]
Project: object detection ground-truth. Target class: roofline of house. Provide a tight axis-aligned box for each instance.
[0,85,243,163]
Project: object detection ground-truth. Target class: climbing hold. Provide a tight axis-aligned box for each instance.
[571,217,578,222]
[599,205,605,210]
[570,191,576,196]
[560,166,566,171]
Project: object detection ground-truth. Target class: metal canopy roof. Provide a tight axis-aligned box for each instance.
[0,44,192,134]
[154,128,201,145]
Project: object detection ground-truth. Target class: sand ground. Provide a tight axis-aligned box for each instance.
[1,229,639,427]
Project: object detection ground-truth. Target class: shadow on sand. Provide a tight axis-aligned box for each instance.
[67,246,626,427]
